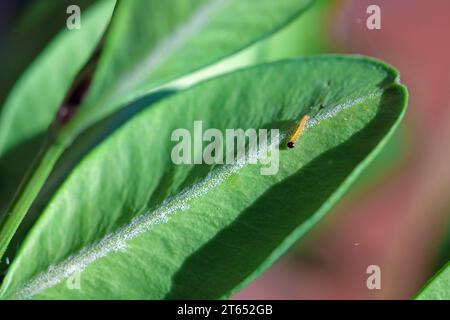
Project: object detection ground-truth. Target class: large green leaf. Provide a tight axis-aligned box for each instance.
[60,0,316,143]
[0,0,116,158]
[415,262,450,300]
[0,56,407,299]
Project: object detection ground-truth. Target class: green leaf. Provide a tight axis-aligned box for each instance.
[415,262,450,300]
[61,0,316,142]
[0,56,407,299]
[0,0,116,158]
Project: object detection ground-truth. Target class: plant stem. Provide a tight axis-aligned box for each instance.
[0,140,65,261]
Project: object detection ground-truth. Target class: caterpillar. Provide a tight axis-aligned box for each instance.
[287,114,309,149]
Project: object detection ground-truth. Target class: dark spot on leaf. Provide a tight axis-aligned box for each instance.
[55,25,108,126]
[57,75,91,125]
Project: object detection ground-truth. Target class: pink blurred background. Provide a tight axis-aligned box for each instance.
[235,0,450,299]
